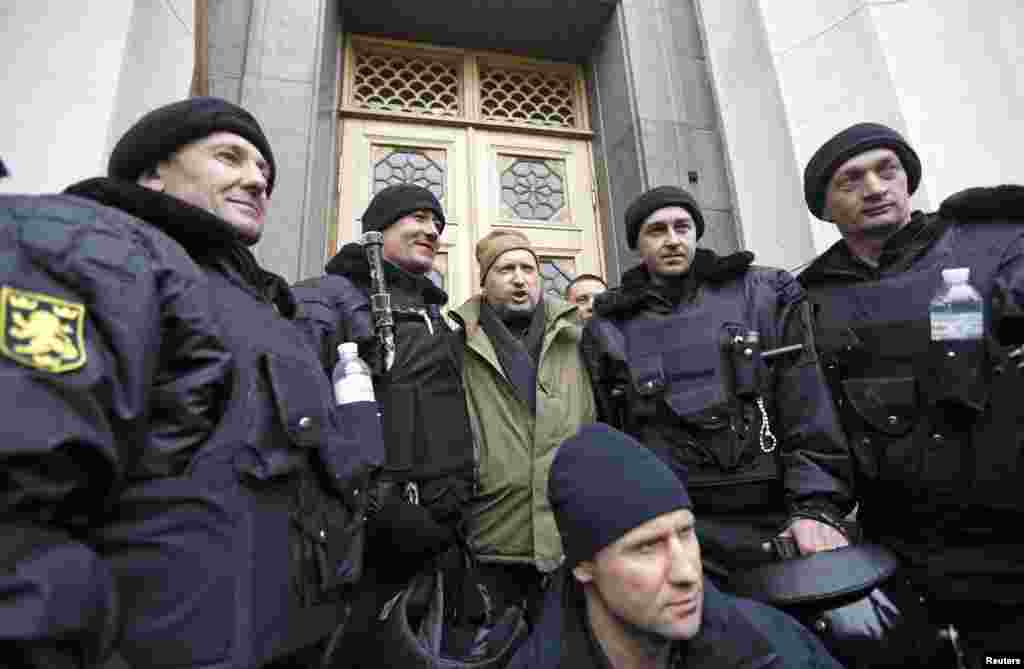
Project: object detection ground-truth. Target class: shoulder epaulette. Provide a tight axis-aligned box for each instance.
[938,184,1024,222]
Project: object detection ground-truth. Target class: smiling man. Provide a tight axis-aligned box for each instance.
[509,423,841,669]
[581,186,854,586]
[292,184,490,667]
[799,122,1024,667]
[448,229,597,625]
[6,96,386,668]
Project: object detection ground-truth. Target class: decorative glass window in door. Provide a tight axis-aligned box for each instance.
[499,156,568,222]
[372,146,446,204]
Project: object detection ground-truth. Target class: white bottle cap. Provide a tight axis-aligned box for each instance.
[941,267,970,284]
[338,341,359,357]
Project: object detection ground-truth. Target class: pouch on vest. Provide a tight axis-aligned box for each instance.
[849,315,990,416]
[625,312,774,478]
[725,328,763,399]
[262,352,366,602]
[625,311,727,413]
[924,338,989,413]
[840,376,918,437]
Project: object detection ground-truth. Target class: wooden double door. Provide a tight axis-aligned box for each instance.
[335,119,604,310]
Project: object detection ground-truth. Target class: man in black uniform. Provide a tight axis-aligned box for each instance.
[581,186,854,579]
[293,184,481,666]
[0,97,383,668]
[799,122,1024,667]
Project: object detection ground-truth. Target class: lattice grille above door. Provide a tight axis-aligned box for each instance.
[351,49,461,117]
[479,65,577,129]
[343,36,589,134]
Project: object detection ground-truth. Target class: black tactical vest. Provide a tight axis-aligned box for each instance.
[808,221,1024,521]
[619,279,781,507]
[377,304,477,515]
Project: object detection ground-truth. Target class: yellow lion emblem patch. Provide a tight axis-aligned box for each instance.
[1,285,87,373]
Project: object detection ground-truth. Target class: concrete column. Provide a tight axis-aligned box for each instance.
[713,0,1023,261]
[588,0,741,283]
[695,0,816,272]
[870,0,1024,201]
[108,0,196,160]
[207,0,341,282]
[620,0,739,257]
[587,2,644,283]
[757,0,926,256]
[1,0,191,194]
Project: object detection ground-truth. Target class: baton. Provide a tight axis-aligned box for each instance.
[360,231,396,372]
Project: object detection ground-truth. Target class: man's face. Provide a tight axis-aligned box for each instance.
[483,249,542,319]
[140,131,270,245]
[636,206,698,282]
[381,210,442,275]
[566,279,606,321]
[824,148,913,241]
[575,508,704,643]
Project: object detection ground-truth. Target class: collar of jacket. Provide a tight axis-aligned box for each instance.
[451,295,577,338]
[798,210,946,286]
[560,576,777,669]
[594,248,754,320]
[678,581,778,668]
[64,177,297,317]
[325,241,449,306]
[938,184,1024,221]
[450,295,578,372]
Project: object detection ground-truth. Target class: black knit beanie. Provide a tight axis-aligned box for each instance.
[0,157,8,179]
[550,423,692,567]
[108,97,277,195]
[362,184,446,235]
[804,122,921,220]
[625,186,705,249]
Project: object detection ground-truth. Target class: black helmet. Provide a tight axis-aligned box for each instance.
[730,542,945,666]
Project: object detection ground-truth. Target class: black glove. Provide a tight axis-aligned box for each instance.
[367,495,457,581]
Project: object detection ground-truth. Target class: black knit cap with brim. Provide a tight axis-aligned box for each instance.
[550,423,692,568]
[625,186,705,249]
[108,96,277,195]
[361,183,446,236]
[804,122,921,220]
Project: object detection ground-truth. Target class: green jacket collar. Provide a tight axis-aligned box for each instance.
[452,295,579,371]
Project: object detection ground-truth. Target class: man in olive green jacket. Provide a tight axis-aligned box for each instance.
[450,230,597,626]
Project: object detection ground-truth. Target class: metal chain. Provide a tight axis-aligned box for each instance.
[757,397,777,453]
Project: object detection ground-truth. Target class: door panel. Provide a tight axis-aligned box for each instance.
[335,120,602,308]
[473,130,603,295]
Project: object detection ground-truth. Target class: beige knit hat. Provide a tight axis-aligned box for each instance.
[475,230,540,286]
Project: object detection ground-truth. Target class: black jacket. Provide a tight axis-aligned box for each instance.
[293,242,450,375]
[581,250,853,571]
[2,180,383,668]
[508,571,842,669]
[294,244,474,575]
[799,185,1024,609]
[1,191,230,668]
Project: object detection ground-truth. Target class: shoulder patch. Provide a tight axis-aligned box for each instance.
[1,286,87,373]
[939,185,1024,222]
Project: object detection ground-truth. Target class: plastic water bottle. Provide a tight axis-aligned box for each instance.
[930,268,984,342]
[333,342,376,405]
